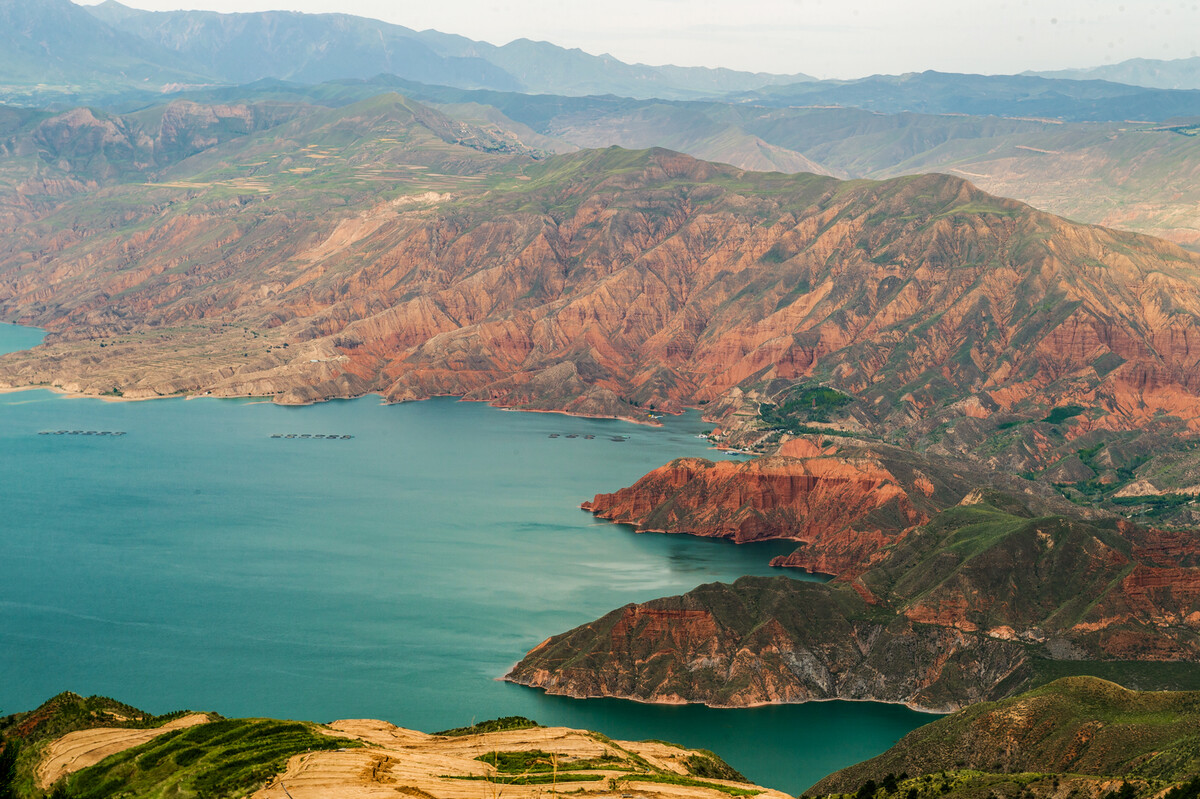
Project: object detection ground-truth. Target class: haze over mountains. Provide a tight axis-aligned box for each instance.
[0,0,813,103]
[5,0,1200,122]
[1032,56,1200,91]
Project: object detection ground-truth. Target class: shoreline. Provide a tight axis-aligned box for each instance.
[0,326,698,426]
[500,675,951,715]
[0,383,171,403]
[0,381,687,427]
[579,512,832,576]
[490,401,664,427]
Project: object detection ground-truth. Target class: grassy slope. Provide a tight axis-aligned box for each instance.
[32,74,1200,247]
[0,693,204,799]
[58,718,351,799]
[808,677,1200,795]
[0,696,761,799]
[0,691,355,799]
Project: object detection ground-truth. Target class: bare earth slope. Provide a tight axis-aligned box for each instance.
[35,714,209,790]
[2,98,1200,464]
[252,721,788,799]
[4,693,782,799]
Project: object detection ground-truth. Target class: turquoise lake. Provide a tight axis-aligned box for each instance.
[0,323,931,793]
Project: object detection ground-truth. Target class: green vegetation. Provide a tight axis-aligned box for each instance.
[0,738,18,799]
[1040,405,1085,425]
[447,773,605,785]
[0,693,191,746]
[471,745,731,784]
[820,770,1166,799]
[685,751,748,782]
[476,750,567,773]
[759,383,854,431]
[767,423,875,440]
[992,404,1086,431]
[808,677,1200,795]
[0,693,205,799]
[433,716,541,736]
[1028,659,1200,692]
[459,738,751,794]
[618,773,762,796]
[56,719,354,799]
[1165,776,1200,799]
[1111,493,1196,515]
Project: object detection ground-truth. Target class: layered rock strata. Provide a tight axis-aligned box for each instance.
[582,438,972,576]
[508,497,1200,710]
[3,113,1200,453]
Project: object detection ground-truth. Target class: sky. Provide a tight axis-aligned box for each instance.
[74,0,1200,79]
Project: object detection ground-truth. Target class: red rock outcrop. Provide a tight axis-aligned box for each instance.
[1119,566,1200,626]
[583,440,974,576]
[584,452,917,543]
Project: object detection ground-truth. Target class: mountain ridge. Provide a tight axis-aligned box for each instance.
[808,676,1200,795]
[129,75,1200,247]
[2,101,1200,492]
[1031,56,1200,91]
[0,0,817,106]
[735,70,1200,122]
[505,496,1200,711]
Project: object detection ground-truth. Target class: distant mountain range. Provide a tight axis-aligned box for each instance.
[0,0,812,103]
[0,0,202,94]
[1031,56,1200,91]
[5,0,1200,127]
[734,70,1200,123]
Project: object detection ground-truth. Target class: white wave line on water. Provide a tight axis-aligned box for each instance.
[0,600,181,631]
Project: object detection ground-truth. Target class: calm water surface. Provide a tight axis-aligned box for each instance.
[0,324,930,792]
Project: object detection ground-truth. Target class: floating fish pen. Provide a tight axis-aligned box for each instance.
[549,432,625,441]
[270,433,354,440]
[39,430,126,436]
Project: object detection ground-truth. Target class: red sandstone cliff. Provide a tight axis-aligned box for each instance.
[582,438,972,576]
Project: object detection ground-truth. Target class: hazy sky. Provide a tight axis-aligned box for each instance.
[74,0,1200,78]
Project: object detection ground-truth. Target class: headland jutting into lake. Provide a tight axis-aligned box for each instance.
[0,324,929,793]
